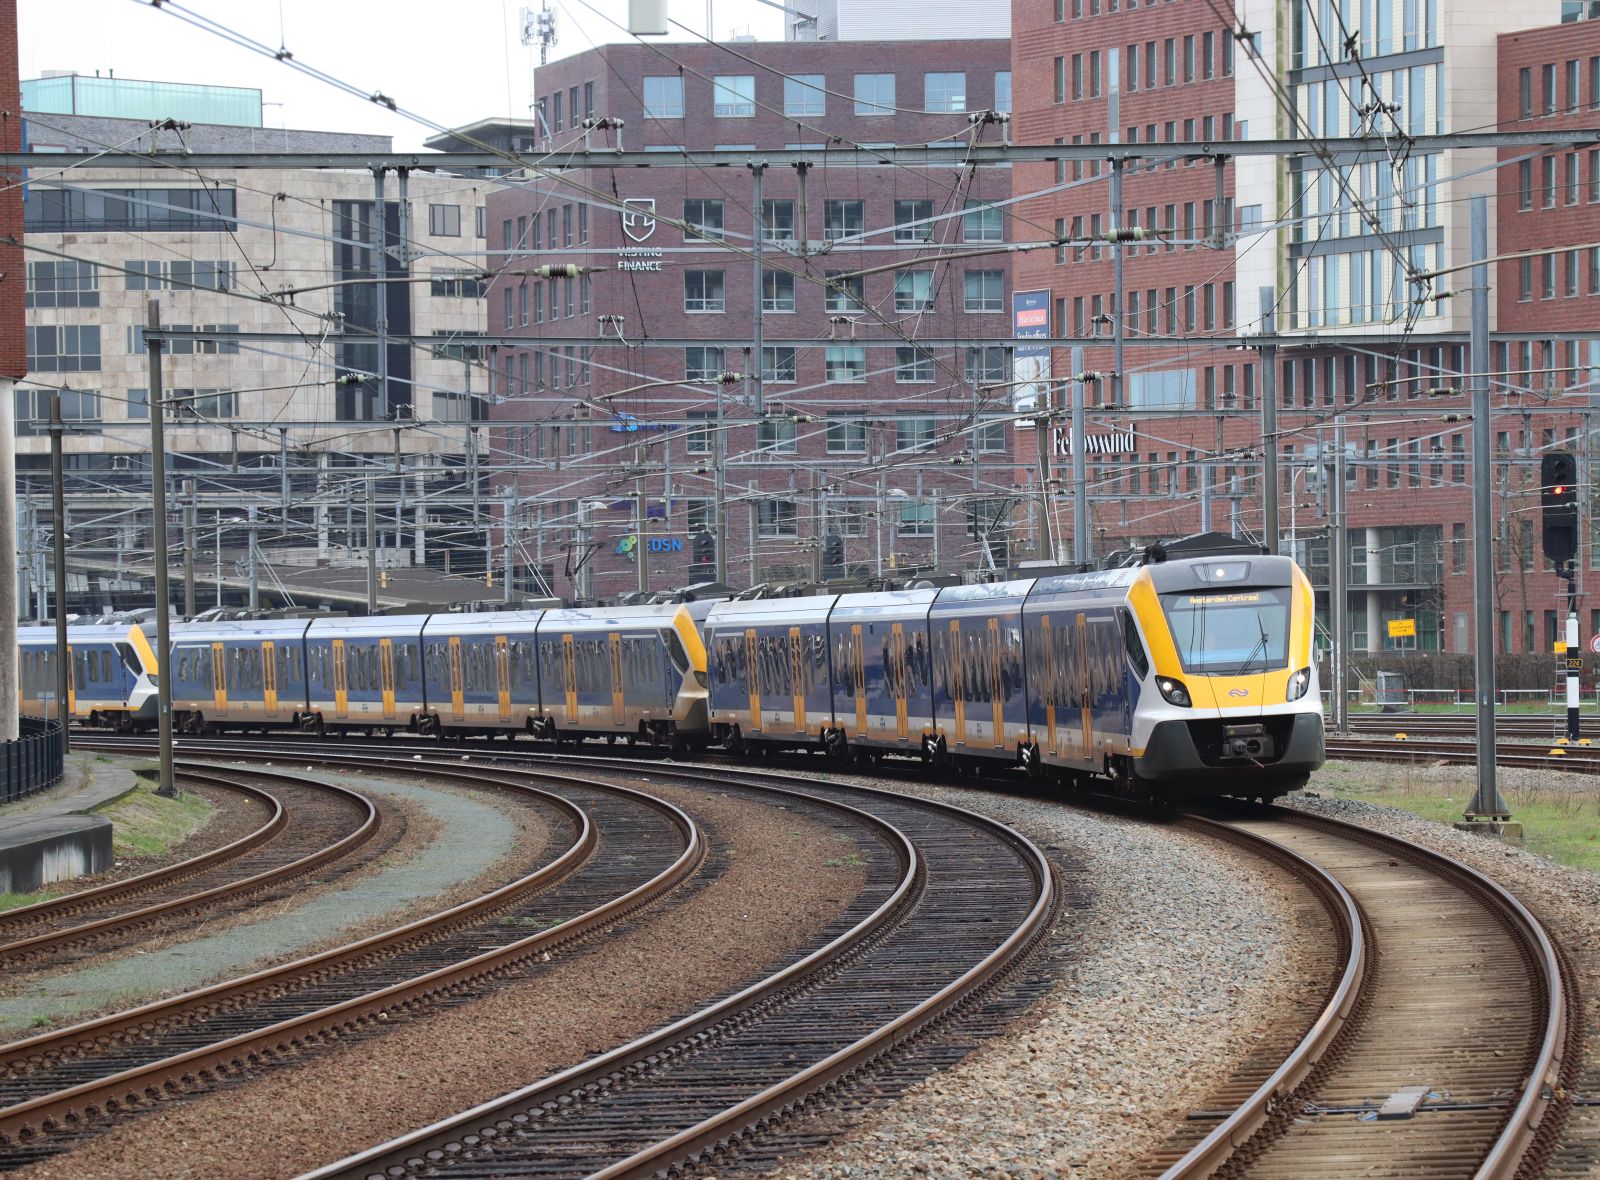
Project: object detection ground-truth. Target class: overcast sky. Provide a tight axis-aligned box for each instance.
[18,0,785,150]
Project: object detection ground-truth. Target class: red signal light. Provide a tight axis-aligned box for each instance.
[1554,485,1567,495]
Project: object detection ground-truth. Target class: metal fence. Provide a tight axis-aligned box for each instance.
[0,719,64,804]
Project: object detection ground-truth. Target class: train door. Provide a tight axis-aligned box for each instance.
[65,645,76,716]
[496,636,513,723]
[789,627,806,734]
[607,633,624,726]
[448,636,465,721]
[744,629,762,733]
[211,641,228,715]
[263,641,278,716]
[1041,616,1057,758]
[891,623,909,742]
[331,640,348,719]
[949,620,965,747]
[380,638,397,720]
[850,624,866,736]
[561,634,577,722]
[1076,613,1092,758]
[987,618,1005,748]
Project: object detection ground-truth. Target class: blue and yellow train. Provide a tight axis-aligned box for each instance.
[17,547,1325,800]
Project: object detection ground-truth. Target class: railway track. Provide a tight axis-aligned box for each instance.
[303,759,1055,1180]
[0,752,702,1169]
[1139,803,1579,1180]
[0,767,376,968]
[1326,736,1600,770]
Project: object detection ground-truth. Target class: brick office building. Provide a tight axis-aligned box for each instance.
[486,39,1016,602]
[1012,0,1600,659]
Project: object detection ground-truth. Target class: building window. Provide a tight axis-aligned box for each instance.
[826,411,868,452]
[757,499,798,537]
[1543,253,1556,299]
[1544,63,1558,114]
[762,345,798,383]
[26,260,98,309]
[685,410,715,454]
[825,270,865,313]
[683,198,725,240]
[824,199,863,240]
[962,199,1003,242]
[16,387,98,429]
[427,203,461,236]
[895,415,937,452]
[757,417,798,453]
[1543,155,1558,206]
[685,346,726,382]
[26,186,237,232]
[170,388,237,420]
[762,270,796,312]
[1519,159,1534,210]
[964,346,1008,384]
[994,72,1012,113]
[761,198,795,240]
[854,73,895,115]
[712,75,755,117]
[899,501,935,537]
[430,268,486,298]
[977,417,1008,452]
[825,346,867,382]
[894,269,935,312]
[963,269,1004,312]
[896,346,935,382]
[894,198,933,242]
[643,76,684,118]
[1053,57,1066,104]
[785,74,825,116]
[924,72,967,112]
[27,324,100,372]
[684,270,725,313]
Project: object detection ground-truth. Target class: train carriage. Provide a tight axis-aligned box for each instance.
[18,624,158,731]
[705,596,836,753]
[536,603,709,748]
[928,580,1033,770]
[826,588,938,759]
[420,611,544,738]
[305,615,431,736]
[1020,570,1143,778]
[168,619,312,733]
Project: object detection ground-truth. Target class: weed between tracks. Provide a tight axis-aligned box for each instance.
[1312,760,1600,871]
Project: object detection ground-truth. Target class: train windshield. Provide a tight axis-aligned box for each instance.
[1159,588,1292,675]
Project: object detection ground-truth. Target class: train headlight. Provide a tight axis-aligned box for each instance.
[1286,667,1312,701]
[1157,677,1191,707]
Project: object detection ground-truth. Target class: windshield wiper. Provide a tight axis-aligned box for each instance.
[1231,619,1271,677]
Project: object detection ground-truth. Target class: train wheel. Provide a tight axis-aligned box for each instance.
[606,733,617,746]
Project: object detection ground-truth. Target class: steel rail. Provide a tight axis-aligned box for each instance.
[0,768,372,964]
[309,766,1053,1180]
[1158,815,1366,1179]
[1159,806,1571,1180]
[0,770,286,931]
[0,756,700,1150]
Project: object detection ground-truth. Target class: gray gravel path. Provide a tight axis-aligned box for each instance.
[763,774,1314,1180]
[0,768,518,1033]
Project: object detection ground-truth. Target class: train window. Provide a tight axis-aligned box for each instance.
[664,627,690,675]
[1119,609,1150,678]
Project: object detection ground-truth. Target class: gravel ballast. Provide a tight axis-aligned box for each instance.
[13,781,868,1180]
[762,773,1317,1180]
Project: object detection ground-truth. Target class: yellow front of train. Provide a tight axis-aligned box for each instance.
[1125,553,1325,798]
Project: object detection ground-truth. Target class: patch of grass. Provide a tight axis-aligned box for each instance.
[1316,768,1600,872]
[823,854,866,869]
[92,785,214,859]
[0,888,62,913]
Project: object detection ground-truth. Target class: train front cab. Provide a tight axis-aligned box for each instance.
[928,581,1034,772]
[1125,555,1325,798]
[169,619,312,733]
[827,589,937,762]
[305,615,431,736]
[18,624,159,731]
[1020,570,1143,782]
[420,612,543,738]
[534,604,704,748]
[704,595,836,755]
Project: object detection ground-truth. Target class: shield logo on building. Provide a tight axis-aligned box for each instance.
[621,198,657,242]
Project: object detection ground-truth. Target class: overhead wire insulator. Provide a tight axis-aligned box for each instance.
[1103,227,1148,243]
